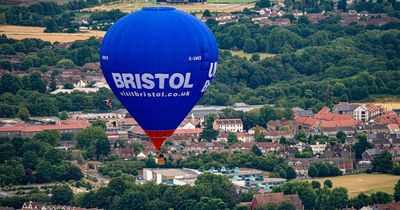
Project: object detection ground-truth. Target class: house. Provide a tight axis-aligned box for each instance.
[362,148,384,161]
[213,118,243,132]
[218,132,254,142]
[353,104,384,122]
[248,126,267,135]
[294,116,319,130]
[292,107,313,117]
[21,201,101,210]
[0,120,90,138]
[310,142,327,155]
[264,130,295,142]
[375,112,400,125]
[229,142,282,154]
[249,192,304,210]
[388,124,400,134]
[360,202,400,210]
[288,159,353,175]
[171,128,203,141]
[120,118,138,130]
[187,142,224,153]
[319,119,361,136]
[368,132,390,146]
[323,144,353,159]
[332,102,360,118]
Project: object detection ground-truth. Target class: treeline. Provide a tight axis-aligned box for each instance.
[0,133,83,186]
[180,152,297,180]
[0,1,99,32]
[273,180,398,210]
[0,36,100,70]
[89,10,127,31]
[200,20,400,109]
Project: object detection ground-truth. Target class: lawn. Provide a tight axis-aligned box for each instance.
[227,50,276,60]
[310,174,400,197]
[0,25,105,43]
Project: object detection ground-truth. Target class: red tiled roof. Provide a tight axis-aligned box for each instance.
[320,119,360,128]
[388,124,400,130]
[130,126,145,135]
[295,116,319,125]
[0,120,90,133]
[174,128,203,134]
[124,118,137,125]
[252,193,303,210]
[375,112,400,124]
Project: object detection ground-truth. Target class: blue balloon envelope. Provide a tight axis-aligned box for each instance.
[100,7,218,150]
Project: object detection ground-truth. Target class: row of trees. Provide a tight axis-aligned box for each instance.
[0,133,83,186]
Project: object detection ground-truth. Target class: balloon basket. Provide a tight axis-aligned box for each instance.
[156,154,166,166]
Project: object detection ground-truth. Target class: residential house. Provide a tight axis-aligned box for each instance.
[389,124,400,134]
[362,148,384,161]
[310,142,327,155]
[319,119,361,136]
[186,142,224,153]
[171,128,203,141]
[353,104,384,122]
[288,159,353,176]
[248,126,267,135]
[292,107,313,118]
[332,102,360,118]
[0,120,90,138]
[248,192,304,210]
[360,202,400,210]
[323,144,353,159]
[294,116,320,130]
[375,112,400,125]
[264,130,295,142]
[267,119,296,132]
[229,142,282,154]
[368,132,390,146]
[213,118,243,132]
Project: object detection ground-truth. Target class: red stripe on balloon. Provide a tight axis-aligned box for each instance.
[144,130,175,150]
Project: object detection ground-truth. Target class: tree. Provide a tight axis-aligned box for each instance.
[318,164,330,177]
[109,177,127,194]
[308,165,319,177]
[29,73,47,93]
[331,187,349,209]
[63,83,74,89]
[51,185,73,205]
[311,180,321,189]
[91,120,107,130]
[336,131,346,143]
[131,142,144,155]
[0,103,15,118]
[394,180,400,202]
[76,126,107,149]
[285,167,296,180]
[17,107,30,121]
[227,132,238,145]
[59,111,68,120]
[353,134,373,159]
[251,53,260,62]
[372,151,393,173]
[56,59,75,69]
[36,161,54,183]
[44,148,64,164]
[243,39,257,53]
[95,138,110,161]
[255,0,271,8]
[251,145,262,156]
[34,130,60,146]
[199,128,219,142]
[324,179,333,188]
[0,74,22,94]
[22,151,38,170]
[338,0,347,11]
[203,9,211,17]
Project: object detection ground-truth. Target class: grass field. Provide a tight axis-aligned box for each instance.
[85,2,255,13]
[310,174,400,197]
[227,50,275,60]
[0,25,105,43]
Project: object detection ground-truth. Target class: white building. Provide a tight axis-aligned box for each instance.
[213,118,243,132]
[310,142,327,155]
[142,168,201,185]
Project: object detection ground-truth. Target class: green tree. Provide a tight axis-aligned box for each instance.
[95,138,110,161]
[0,103,15,118]
[22,151,38,169]
[0,74,22,94]
[76,126,107,149]
[353,134,373,159]
[336,131,346,143]
[199,129,219,142]
[251,145,262,156]
[203,9,211,17]
[17,107,30,121]
[394,180,400,202]
[34,130,60,146]
[131,142,144,155]
[56,59,75,69]
[256,0,271,8]
[243,39,257,53]
[372,151,393,173]
[308,165,319,177]
[36,161,54,183]
[227,132,238,145]
[324,179,333,188]
[311,180,321,189]
[51,185,73,205]
[43,148,65,164]
[285,167,296,180]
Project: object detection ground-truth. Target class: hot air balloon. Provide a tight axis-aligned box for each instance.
[100,7,218,163]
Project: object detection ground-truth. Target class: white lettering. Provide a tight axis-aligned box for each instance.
[122,73,136,88]
[208,62,217,78]
[184,73,193,88]
[112,73,124,88]
[155,74,169,89]
[142,73,155,89]
[169,73,184,89]
[201,80,210,92]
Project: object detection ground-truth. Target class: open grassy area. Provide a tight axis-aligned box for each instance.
[85,2,254,13]
[0,25,105,43]
[310,174,400,197]
[227,50,276,60]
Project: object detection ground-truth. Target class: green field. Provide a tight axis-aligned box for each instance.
[310,174,400,197]
[227,50,276,60]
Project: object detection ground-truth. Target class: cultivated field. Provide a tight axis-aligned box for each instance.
[85,2,255,13]
[310,174,400,197]
[371,102,400,111]
[227,50,275,60]
[0,25,105,43]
